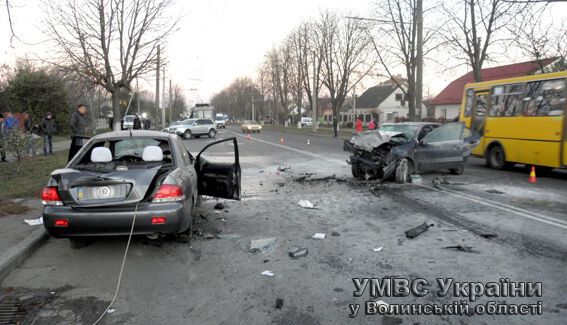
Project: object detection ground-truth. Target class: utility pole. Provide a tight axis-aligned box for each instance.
[416,0,423,121]
[162,66,166,128]
[136,78,140,115]
[169,79,172,123]
[155,45,160,129]
[311,55,317,132]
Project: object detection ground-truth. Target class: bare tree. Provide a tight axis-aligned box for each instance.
[318,10,374,136]
[44,0,177,130]
[509,4,567,72]
[442,0,525,82]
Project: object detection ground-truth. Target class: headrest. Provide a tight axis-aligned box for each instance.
[142,146,163,162]
[91,147,112,163]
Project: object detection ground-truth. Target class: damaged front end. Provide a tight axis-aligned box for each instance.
[344,130,408,180]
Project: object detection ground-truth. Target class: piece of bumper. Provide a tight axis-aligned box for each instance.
[43,202,186,237]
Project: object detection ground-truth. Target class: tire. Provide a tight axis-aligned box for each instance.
[487,145,506,170]
[208,129,216,138]
[351,164,364,179]
[395,158,409,184]
[449,167,464,175]
[183,130,192,139]
[69,238,89,249]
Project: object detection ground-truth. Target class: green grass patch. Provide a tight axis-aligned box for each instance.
[0,151,68,200]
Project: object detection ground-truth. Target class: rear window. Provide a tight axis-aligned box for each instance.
[215,116,225,121]
[124,116,136,122]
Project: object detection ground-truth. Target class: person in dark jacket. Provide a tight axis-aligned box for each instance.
[41,112,57,155]
[0,113,7,162]
[68,104,90,161]
[23,112,38,156]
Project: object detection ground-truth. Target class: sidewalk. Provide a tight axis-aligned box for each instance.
[0,199,47,281]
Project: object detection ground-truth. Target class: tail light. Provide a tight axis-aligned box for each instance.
[152,184,184,203]
[41,186,63,206]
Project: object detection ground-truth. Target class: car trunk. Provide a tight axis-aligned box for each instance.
[51,165,168,207]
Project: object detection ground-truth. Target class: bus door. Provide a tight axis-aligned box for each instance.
[471,91,489,156]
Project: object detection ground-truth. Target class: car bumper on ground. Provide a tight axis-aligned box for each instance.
[43,202,186,237]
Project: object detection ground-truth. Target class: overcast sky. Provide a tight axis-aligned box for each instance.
[1,0,566,107]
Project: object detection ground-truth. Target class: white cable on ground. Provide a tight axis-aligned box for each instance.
[92,202,139,325]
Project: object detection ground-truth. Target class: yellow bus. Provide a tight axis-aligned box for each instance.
[459,70,567,170]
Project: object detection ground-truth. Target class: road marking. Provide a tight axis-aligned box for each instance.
[228,131,345,165]
[417,184,567,230]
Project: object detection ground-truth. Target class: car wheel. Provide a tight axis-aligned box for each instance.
[395,158,409,184]
[449,167,464,175]
[351,164,364,179]
[183,130,192,139]
[208,129,216,138]
[69,238,89,249]
[487,145,506,170]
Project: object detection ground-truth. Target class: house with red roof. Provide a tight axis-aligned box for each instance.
[431,58,557,120]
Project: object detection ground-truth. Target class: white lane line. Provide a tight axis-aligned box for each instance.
[228,131,345,165]
[416,184,567,230]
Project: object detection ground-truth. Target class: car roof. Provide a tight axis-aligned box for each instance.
[381,122,441,126]
[91,130,175,141]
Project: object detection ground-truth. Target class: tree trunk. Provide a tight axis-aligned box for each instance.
[112,91,121,131]
[332,108,338,137]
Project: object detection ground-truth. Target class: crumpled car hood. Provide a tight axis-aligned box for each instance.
[350,130,404,152]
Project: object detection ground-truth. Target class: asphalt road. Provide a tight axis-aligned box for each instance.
[2,125,567,324]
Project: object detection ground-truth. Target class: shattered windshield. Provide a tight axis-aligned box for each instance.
[379,124,420,139]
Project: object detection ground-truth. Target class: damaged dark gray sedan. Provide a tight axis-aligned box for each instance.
[344,122,480,183]
[41,130,240,248]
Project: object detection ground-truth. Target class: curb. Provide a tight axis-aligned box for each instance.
[0,228,48,282]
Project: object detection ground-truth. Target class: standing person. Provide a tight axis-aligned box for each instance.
[23,112,38,156]
[355,118,363,133]
[368,119,376,130]
[41,112,57,156]
[68,104,90,162]
[0,113,7,162]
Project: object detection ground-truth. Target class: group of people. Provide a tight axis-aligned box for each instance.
[0,111,58,162]
[0,104,91,162]
[355,118,377,133]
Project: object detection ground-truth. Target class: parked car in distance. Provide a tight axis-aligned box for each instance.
[167,121,184,133]
[42,130,241,248]
[241,121,262,133]
[121,115,142,130]
[345,122,479,183]
[215,115,227,129]
[300,117,313,127]
[175,118,217,139]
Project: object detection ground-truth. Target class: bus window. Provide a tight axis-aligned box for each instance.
[523,79,566,116]
[490,83,523,117]
[464,89,474,117]
[472,94,488,134]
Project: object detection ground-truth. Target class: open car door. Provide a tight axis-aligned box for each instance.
[196,137,241,200]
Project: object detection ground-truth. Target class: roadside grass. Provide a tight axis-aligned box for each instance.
[260,124,354,139]
[0,151,68,200]
[0,200,30,217]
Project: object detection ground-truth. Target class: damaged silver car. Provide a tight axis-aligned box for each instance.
[344,122,480,183]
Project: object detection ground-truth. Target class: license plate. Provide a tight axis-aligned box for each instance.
[75,184,130,201]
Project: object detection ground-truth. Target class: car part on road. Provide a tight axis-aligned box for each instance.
[372,246,384,252]
[298,200,314,209]
[404,222,433,239]
[275,298,284,309]
[442,245,476,253]
[312,233,326,240]
[289,247,308,258]
[486,189,504,194]
[479,233,498,239]
[261,270,274,277]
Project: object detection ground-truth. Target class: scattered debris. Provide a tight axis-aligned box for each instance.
[298,200,314,209]
[277,166,291,172]
[190,248,202,261]
[276,182,285,187]
[289,247,309,258]
[263,259,270,263]
[204,233,216,240]
[410,175,422,184]
[331,231,340,237]
[404,222,433,239]
[107,308,116,314]
[261,270,274,277]
[432,177,450,188]
[369,185,383,197]
[479,233,498,239]
[312,233,326,240]
[214,210,222,214]
[486,189,504,194]
[250,238,278,252]
[442,245,475,253]
[275,298,284,309]
[333,288,344,293]
[214,203,225,209]
[372,247,383,252]
[294,175,346,183]
[24,217,43,226]
[199,214,207,220]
